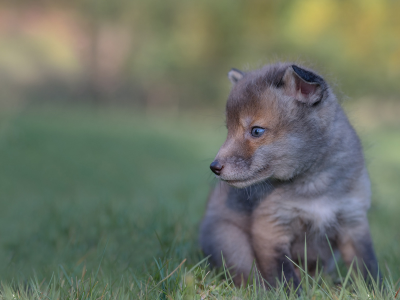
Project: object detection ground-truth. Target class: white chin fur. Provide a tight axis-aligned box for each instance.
[222,177,266,189]
[224,181,250,188]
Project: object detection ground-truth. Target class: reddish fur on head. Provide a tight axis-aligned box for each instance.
[212,63,333,188]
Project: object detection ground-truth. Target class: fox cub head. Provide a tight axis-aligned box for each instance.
[210,63,338,188]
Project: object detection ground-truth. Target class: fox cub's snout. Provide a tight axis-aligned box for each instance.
[201,62,379,289]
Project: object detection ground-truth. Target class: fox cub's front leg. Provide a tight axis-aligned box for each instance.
[200,183,258,285]
[251,211,300,289]
[200,216,256,286]
[338,218,380,282]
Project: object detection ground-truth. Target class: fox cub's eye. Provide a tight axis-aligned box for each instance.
[251,127,265,137]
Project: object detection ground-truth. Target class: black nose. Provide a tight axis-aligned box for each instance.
[210,160,223,175]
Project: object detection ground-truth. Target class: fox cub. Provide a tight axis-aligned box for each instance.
[199,63,379,288]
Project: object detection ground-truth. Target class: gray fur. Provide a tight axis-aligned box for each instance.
[199,62,379,288]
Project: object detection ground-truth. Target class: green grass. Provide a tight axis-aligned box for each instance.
[0,106,399,299]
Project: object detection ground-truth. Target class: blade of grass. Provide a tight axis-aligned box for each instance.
[246,259,256,287]
[311,261,324,296]
[338,260,354,300]
[94,240,109,282]
[188,255,211,273]
[148,259,186,293]
[220,253,235,290]
[153,257,165,281]
[128,268,142,290]
[326,234,343,285]
[304,234,309,295]
[59,265,72,287]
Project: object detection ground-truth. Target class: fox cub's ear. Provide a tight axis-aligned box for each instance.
[228,68,244,84]
[283,65,327,105]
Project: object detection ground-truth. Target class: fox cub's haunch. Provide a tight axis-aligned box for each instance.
[200,63,379,288]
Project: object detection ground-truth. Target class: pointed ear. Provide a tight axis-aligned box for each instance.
[228,68,244,84]
[282,65,327,105]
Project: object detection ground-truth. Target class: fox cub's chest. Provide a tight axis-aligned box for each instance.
[226,184,339,233]
[284,199,339,233]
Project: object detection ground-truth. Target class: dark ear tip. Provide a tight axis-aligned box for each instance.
[228,68,244,77]
[230,68,242,73]
[228,68,244,84]
[291,64,306,77]
[291,64,300,72]
[291,64,324,84]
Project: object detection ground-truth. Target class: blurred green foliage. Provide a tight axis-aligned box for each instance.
[0,0,399,110]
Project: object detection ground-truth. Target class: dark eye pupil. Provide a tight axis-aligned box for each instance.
[251,127,265,137]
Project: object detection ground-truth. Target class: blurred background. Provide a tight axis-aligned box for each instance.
[0,0,399,282]
[1,0,400,110]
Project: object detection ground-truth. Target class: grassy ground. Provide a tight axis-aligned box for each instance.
[0,105,399,299]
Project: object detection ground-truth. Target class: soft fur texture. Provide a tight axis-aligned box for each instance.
[199,62,379,289]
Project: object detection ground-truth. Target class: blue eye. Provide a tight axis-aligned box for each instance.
[251,127,265,137]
